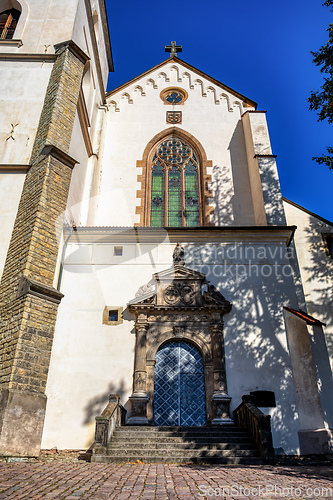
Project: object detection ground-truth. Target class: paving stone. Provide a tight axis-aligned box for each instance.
[0,462,332,499]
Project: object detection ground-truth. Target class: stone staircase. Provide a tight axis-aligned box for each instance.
[94,425,264,464]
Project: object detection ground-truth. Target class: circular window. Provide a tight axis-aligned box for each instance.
[160,87,188,105]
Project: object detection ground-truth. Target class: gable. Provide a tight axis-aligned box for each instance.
[106,57,257,114]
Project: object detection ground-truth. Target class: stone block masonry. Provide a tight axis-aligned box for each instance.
[0,40,88,457]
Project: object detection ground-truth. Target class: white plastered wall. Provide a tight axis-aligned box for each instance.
[0,172,25,277]
[67,1,110,226]
[43,232,301,453]
[95,61,259,227]
[0,0,111,274]
[284,201,333,429]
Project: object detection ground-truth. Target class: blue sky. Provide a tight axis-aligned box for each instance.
[105,0,332,222]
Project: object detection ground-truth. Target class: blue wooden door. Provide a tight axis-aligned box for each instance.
[154,341,206,426]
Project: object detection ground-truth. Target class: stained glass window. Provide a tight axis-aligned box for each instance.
[150,136,200,227]
[0,8,20,40]
[160,88,187,105]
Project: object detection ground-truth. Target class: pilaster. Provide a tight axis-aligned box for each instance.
[284,309,332,454]
[210,315,233,424]
[242,110,286,226]
[127,315,150,425]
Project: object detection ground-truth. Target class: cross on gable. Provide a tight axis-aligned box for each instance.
[165,41,182,58]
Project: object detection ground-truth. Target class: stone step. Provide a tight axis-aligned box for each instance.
[107,448,259,458]
[115,426,248,434]
[111,436,254,444]
[115,425,244,431]
[108,442,257,451]
[113,430,252,439]
[93,426,262,465]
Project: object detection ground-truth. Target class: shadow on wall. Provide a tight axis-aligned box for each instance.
[303,217,333,330]
[303,217,333,428]
[185,244,300,453]
[228,121,255,225]
[210,164,234,225]
[82,379,127,426]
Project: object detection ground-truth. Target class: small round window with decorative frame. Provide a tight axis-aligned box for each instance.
[160,87,188,105]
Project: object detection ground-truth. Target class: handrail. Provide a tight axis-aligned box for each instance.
[234,395,274,457]
[93,394,126,456]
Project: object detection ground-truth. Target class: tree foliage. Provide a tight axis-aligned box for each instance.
[308,0,333,169]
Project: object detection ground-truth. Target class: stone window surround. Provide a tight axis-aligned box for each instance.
[322,233,333,258]
[160,86,188,105]
[135,126,214,227]
[102,306,123,326]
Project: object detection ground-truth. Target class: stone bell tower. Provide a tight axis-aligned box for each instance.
[0,0,112,456]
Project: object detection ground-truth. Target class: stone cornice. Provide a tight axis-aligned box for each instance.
[17,277,64,304]
[0,53,56,61]
[63,225,297,245]
[242,110,267,117]
[254,154,277,159]
[0,39,23,47]
[128,304,229,313]
[0,164,30,172]
[41,145,79,169]
[54,40,90,65]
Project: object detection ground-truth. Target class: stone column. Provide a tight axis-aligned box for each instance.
[0,41,88,456]
[210,315,233,424]
[127,315,149,425]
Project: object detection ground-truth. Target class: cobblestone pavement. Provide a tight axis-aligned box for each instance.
[0,462,332,500]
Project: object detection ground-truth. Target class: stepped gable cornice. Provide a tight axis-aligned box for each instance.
[106,57,257,108]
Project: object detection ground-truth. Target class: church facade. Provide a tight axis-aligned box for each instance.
[0,0,332,458]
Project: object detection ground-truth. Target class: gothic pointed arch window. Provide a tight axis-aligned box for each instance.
[0,7,20,39]
[149,135,201,227]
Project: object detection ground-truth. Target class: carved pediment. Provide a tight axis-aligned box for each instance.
[128,248,232,314]
[153,265,207,283]
[203,285,232,314]
[128,279,156,306]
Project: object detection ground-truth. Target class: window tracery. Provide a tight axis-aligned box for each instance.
[150,136,200,227]
[160,87,188,105]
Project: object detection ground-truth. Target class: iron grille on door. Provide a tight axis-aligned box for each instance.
[154,341,206,426]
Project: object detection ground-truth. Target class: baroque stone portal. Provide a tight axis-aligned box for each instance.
[127,244,232,425]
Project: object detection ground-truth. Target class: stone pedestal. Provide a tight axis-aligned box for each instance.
[212,393,233,425]
[0,390,47,457]
[298,428,333,455]
[127,395,149,425]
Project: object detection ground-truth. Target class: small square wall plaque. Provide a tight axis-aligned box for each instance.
[166,111,182,124]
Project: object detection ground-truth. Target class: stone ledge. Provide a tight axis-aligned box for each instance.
[0,39,23,47]
[0,53,56,61]
[17,277,64,304]
[0,164,30,172]
[41,145,79,169]
[54,39,90,65]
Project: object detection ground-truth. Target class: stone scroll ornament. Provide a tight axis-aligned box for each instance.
[164,283,195,306]
[173,242,185,266]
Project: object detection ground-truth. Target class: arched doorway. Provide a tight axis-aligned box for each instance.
[154,341,206,426]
